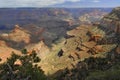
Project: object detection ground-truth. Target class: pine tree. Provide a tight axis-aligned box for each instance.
[0,49,47,80]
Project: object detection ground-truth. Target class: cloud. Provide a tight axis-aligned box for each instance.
[0,0,81,7]
[78,0,100,3]
[92,0,100,3]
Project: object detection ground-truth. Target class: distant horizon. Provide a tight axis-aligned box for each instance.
[0,7,115,9]
[0,0,120,8]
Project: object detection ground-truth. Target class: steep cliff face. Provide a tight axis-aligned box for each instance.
[100,7,120,54]
[101,7,120,35]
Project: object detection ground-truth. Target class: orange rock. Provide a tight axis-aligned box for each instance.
[9,25,31,44]
[116,45,120,54]
[0,47,21,63]
[93,45,104,53]
[0,40,7,46]
[89,34,103,42]
[14,59,22,66]
[68,50,80,61]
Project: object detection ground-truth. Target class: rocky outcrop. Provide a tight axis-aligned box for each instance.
[0,25,31,44]
[9,25,31,44]
[0,40,21,63]
[25,41,50,59]
[61,25,115,61]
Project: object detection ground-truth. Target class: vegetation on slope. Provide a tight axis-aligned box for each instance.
[0,49,47,80]
[52,50,120,80]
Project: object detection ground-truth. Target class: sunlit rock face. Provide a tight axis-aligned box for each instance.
[8,25,31,44]
[0,40,21,63]
[0,25,31,44]
[26,41,50,59]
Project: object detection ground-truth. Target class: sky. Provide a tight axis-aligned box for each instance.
[0,0,120,8]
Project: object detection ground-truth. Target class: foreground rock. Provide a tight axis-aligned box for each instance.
[0,40,21,63]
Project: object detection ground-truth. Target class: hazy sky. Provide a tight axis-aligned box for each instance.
[0,0,120,8]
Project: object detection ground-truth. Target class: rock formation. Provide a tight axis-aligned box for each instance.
[101,7,120,35]
[0,40,21,63]
[100,7,120,55]
[9,25,31,44]
[0,25,31,44]
[61,24,115,61]
[26,41,50,59]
